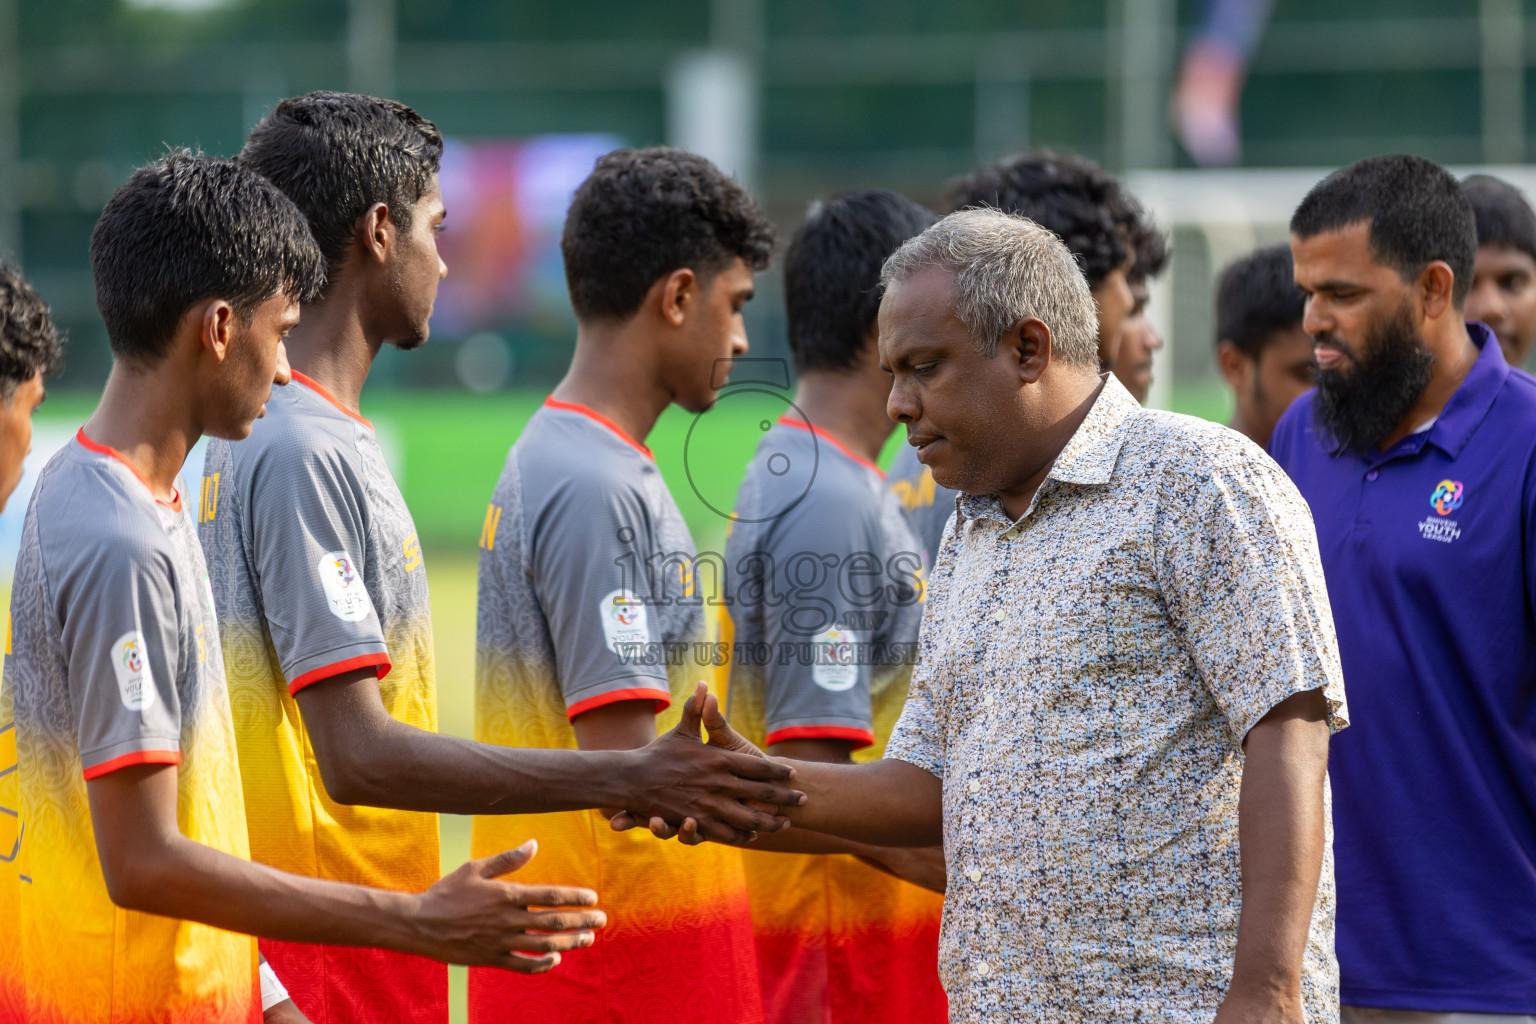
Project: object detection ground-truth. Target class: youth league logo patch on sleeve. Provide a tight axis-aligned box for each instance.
[812,626,860,692]
[599,588,650,654]
[317,550,374,621]
[111,630,155,711]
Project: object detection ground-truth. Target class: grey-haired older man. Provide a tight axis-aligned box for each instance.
[692,209,1350,1023]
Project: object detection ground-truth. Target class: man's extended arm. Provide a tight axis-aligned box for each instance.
[735,737,945,891]
[297,678,802,844]
[616,701,944,849]
[87,763,604,972]
[1215,688,1331,1024]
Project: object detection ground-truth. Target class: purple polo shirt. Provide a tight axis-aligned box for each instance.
[1269,322,1536,1014]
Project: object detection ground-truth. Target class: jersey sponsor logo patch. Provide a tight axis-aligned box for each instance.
[111,630,156,711]
[318,550,374,621]
[812,626,859,691]
[600,588,649,653]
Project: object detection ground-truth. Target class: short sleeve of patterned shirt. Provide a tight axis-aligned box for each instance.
[885,374,1348,1024]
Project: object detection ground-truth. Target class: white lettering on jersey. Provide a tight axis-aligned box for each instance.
[317,550,374,622]
[111,629,156,711]
[599,588,650,654]
[812,626,859,692]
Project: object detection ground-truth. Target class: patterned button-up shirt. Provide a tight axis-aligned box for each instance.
[887,375,1349,1023]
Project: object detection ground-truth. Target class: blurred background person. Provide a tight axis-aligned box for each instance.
[1462,173,1536,369]
[1173,0,1277,166]
[1113,213,1170,403]
[1213,244,1311,449]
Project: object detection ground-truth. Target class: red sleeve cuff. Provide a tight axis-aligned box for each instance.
[82,749,181,780]
[567,686,673,721]
[288,653,393,696]
[765,725,876,750]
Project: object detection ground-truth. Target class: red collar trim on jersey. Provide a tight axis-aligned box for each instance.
[544,396,654,459]
[290,371,374,429]
[775,414,884,478]
[75,428,184,512]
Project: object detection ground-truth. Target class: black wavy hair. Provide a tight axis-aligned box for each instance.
[1291,154,1477,307]
[1462,174,1536,263]
[561,146,774,322]
[241,91,443,288]
[1215,244,1306,358]
[89,149,325,365]
[1127,211,1169,286]
[0,262,63,399]
[784,189,936,374]
[943,150,1131,289]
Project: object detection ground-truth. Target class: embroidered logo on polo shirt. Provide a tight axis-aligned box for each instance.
[1430,479,1464,515]
[1418,479,1465,543]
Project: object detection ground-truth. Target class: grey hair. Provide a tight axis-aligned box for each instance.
[879,208,1100,367]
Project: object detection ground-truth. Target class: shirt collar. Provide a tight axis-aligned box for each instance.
[1422,321,1509,459]
[957,373,1141,524]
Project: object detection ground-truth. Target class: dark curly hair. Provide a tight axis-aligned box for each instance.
[0,262,63,399]
[561,147,775,322]
[241,91,443,290]
[89,149,325,365]
[943,151,1131,289]
[1215,244,1305,359]
[784,189,936,374]
[1125,206,1169,286]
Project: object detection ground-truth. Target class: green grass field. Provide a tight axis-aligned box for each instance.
[23,380,1235,1022]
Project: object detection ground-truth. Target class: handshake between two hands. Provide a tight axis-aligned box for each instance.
[604,681,804,846]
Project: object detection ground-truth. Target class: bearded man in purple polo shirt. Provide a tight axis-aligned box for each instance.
[1271,154,1536,1024]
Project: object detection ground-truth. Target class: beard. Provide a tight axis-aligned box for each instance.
[1312,302,1433,454]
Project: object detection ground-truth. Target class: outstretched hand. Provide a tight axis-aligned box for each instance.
[410,840,606,973]
[610,682,801,846]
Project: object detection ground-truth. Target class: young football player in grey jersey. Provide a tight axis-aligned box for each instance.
[1,152,609,1024]
[202,97,797,1024]
[722,190,948,1024]
[472,147,779,1024]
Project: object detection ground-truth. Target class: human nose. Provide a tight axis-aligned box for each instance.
[1302,296,1331,339]
[887,377,919,423]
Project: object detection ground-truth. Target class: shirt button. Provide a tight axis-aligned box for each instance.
[968,779,981,794]
[968,868,983,882]
[1366,470,1379,481]
[1002,527,1018,540]
[983,693,995,707]
[975,959,991,976]
[991,608,1006,622]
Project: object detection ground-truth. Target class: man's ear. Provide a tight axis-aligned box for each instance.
[1216,339,1249,389]
[199,299,236,363]
[355,202,392,264]
[1008,316,1053,384]
[658,268,698,327]
[1418,260,1457,321]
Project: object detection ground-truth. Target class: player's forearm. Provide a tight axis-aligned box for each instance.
[324,724,631,814]
[112,832,424,953]
[775,757,943,846]
[1227,690,1330,1002]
